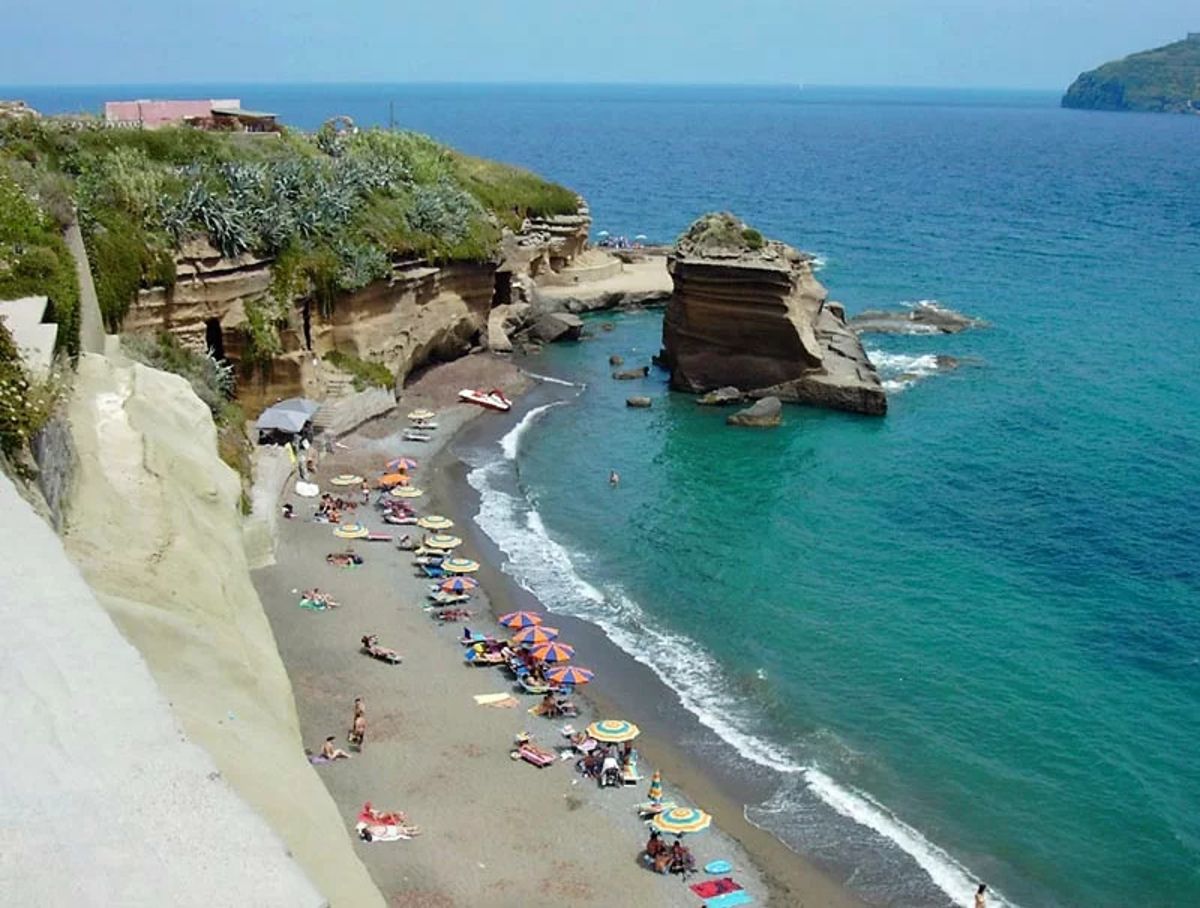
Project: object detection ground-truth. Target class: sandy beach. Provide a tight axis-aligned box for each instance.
[254,353,860,907]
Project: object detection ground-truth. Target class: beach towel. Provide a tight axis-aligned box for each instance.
[473,693,513,705]
[691,878,743,899]
[704,892,753,908]
[299,598,329,611]
[307,754,331,765]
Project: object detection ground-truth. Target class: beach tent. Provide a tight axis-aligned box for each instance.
[255,397,320,434]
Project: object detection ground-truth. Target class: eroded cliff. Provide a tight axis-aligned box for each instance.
[661,213,886,415]
[61,353,384,907]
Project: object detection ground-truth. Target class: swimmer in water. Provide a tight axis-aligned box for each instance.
[609,470,619,486]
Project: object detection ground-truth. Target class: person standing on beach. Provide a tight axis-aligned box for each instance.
[349,697,366,749]
[975,883,987,908]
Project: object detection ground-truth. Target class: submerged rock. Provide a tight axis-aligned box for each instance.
[661,213,886,416]
[696,386,743,406]
[626,396,652,408]
[849,301,985,335]
[609,354,624,366]
[612,366,649,380]
[727,396,782,428]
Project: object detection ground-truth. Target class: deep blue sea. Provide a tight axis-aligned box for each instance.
[15,83,1199,907]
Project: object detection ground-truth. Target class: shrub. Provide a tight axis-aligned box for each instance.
[120,331,234,417]
[0,319,71,458]
[742,227,764,250]
[323,349,394,391]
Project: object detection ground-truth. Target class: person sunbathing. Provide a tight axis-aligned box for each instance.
[320,736,351,760]
[361,634,400,662]
[645,829,666,859]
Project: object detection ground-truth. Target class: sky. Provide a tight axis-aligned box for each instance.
[0,0,1195,89]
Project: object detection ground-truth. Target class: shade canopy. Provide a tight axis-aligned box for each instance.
[529,641,575,663]
[255,397,320,433]
[586,719,640,743]
[512,625,559,645]
[378,473,409,488]
[329,474,363,486]
[442,557,480,574]
[498,610,542,629]
[407,409,436,421]
[417,515,454,530]
[385,456,419,471]
[650,806,712,836]
[333,523,369,539]
[647,770,663,802]
[439,577,478,593]
[423,534,462,550]
[546,665,594,686]
[390,487,423,498]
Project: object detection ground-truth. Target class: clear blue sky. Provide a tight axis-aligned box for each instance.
[0,0,1194,89]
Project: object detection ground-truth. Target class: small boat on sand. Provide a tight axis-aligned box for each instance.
[458,388,512,412]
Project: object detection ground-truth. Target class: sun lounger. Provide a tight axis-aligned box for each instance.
[428,592,470,605]
[366,533,392,542]
[464,649,506,666]
[420,564,445,578]
[516,743,556,768]
[636,800,677,818]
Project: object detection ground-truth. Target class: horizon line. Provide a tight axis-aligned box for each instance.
[0,79,1065,93]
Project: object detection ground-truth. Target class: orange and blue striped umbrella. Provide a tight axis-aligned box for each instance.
[499,610,543,629]
[440,577,478,594]
[529,641,575,663]
[386,456,418,471]
[513,625,559,645]
[546,665,594,686]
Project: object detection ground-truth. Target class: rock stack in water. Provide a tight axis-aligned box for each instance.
[659,213,886,415]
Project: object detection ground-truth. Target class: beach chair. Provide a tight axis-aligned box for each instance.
[420,563,445,578]
[464,649,506,666]
[516,743,556,768]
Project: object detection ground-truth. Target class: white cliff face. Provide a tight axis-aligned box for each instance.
[57,353,383,908]
[0,469,325,908]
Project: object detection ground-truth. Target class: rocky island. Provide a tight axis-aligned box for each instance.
[659,213,886,416]
[1063,33,1200,113]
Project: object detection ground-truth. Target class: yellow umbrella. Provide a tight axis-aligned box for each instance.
[424,534,463,550]
[391,487,424,499]
[417,515,454,530]
[330,474,363,486]
[333,522,369,539]
[407,409,435,421]
[442,557,480,574]
[586,719,640,743]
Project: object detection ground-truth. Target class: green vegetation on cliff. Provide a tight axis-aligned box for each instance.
[1063,34,1200,113]
[0,117,578,342]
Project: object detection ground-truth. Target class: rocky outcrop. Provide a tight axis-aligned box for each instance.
[486,301,532,353]
[530,311,584,343]
[849,301,985,335]
[626,396,652,408]
[533,256,672,314]
[660,213,886,416]
[62,354,384,908]
[727,396,781,427]
[613,365,650,380]
[697,386,744,406]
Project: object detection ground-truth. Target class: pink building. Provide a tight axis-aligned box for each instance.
[103,98,242,128]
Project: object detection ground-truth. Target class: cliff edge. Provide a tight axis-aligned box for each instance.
[1063,34,1200,113]
[660,213,886,415]
[60,354,384,907]
[0,470,324,907]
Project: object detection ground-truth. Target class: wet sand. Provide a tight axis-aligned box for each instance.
[254,352,862,907]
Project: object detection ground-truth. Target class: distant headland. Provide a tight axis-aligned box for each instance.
[1062,33,1200,113]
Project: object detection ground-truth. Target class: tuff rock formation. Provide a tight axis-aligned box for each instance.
[661,213,886,416]
[626,396,652,408]
[849,300,985,335]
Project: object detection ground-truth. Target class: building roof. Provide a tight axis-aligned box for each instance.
[211,107,277,119]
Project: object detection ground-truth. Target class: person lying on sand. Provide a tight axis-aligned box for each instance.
[326,550,363,567]
[321,736,351,760]
[303,588,339,608]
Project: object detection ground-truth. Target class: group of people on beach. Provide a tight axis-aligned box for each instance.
[314,493,356,524]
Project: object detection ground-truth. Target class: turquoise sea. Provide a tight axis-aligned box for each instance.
[18,84,1199,906]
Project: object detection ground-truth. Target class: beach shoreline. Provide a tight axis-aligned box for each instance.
[251,350,864,907]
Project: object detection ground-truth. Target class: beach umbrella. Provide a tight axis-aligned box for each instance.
[386,456,418,472]
[440,576,478,594]
[529,641,575,663]
[647,770,663,802]
[635,234,648,241]
[378,472,409,488]
[333,522,369,539]
[407,409,436,421]
[651,806,712,836]
[255,397,320,433]
[546,665,594,686]
[512,625,560,645]
[499,610,543,629]
[442,557,480,574]
[330,473,363,486]
[417,515,454,530]
[391,486,424,498]
[597,230,610,237]
[424,534,463,550]
[586,719,640,743]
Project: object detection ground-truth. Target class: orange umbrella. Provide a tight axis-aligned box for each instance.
[529,641,575,663]
[378,473,409,488]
